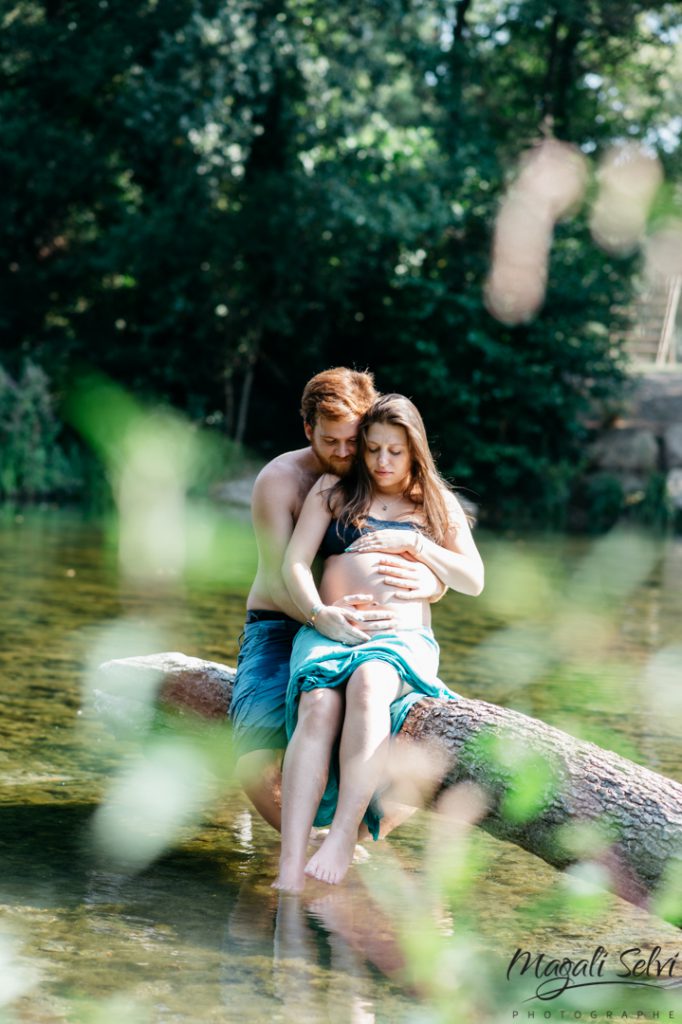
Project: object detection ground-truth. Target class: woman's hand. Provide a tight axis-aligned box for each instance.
[373,559,446,601]
[331,595,397,633]
[345,529,423,558]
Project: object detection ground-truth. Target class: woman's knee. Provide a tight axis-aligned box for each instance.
[297,686,343,733]
[346,662,401,709]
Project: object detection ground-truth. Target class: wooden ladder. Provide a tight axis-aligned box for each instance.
[622,276,681,366]
[655,275,682,366]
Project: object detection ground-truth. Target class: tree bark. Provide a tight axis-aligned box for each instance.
[94,652,682,914]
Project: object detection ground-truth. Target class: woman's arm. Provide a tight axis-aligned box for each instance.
[345,494,484,598]
[416,499,484,596]
[283,478,373,644]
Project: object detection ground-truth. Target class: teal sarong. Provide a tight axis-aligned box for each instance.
[286,626,457,840]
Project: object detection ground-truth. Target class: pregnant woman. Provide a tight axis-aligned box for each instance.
[273,394,484,892]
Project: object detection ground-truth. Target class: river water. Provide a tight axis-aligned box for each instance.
[1,508,681,1023]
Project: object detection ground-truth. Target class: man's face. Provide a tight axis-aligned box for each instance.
[305,415,360,476]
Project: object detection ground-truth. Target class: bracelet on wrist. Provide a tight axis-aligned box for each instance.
[307,602,323,628]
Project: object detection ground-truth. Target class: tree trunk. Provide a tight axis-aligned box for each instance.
[541,13,561,123]
[447,0,473,157]
[554,18,582,137]
[453,0,473,44]
[540,13,582,138]
[223,367,235,438]
[94,653,682,914]
[234,356,256,447]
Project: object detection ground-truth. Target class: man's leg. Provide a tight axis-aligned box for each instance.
[274,687,344,893]
[236,749,283,832]
[357,800,415,842]
[230,616,300,828]
[305,662,401,885]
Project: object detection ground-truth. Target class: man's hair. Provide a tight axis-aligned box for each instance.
[300,367,379,427]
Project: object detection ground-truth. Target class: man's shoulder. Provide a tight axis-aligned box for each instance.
[255,447,315,487]
[252,448,320,512]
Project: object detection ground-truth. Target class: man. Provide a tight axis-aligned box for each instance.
[230,367,444,830]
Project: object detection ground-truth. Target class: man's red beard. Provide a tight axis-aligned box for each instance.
[311,444,354,477]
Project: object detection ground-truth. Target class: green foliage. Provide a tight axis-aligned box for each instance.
[0,360,82,500]
[627,471,675,530]
[576,471,624,532]
[1,0,680,522]
[653,857,682,927]
[65,373,257,585]
[575,470,674,534]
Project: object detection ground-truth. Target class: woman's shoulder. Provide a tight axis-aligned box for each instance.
[442,488,465,514]
[309,473,346,518]
[312,472,341,495]
[441,488,475,531]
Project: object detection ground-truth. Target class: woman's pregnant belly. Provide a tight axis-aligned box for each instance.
[318,552,431,629]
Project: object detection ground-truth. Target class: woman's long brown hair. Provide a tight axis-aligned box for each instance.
[327,394,457,545]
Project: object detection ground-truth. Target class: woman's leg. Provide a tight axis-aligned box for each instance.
[305,661,402,885]
[273,686,344,892]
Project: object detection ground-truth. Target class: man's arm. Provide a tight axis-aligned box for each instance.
[418,493,484,596]
[283,478,372,644]
[250,466,307,621]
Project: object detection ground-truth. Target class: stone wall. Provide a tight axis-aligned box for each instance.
[586,371,682,525]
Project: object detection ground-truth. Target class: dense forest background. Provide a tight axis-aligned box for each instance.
[1,0,681,523]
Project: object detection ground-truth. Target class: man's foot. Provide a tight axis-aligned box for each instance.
[272,857,306,894]
[352,844,371,865]
[304,830,357,885]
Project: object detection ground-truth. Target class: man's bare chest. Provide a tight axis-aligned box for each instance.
[292,472,322,523]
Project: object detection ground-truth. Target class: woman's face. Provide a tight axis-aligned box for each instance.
[363,422,411,492]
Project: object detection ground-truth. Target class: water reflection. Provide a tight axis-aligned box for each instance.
[2,512,682,1022]
[223,832,414,1022]
[0,801,415,1021]
[2,795,681,1021]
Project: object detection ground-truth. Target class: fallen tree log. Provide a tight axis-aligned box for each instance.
[94,652,682,916]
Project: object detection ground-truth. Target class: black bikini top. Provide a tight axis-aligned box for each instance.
[318,515,423,559]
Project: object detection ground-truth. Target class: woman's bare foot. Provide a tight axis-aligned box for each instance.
[304,828,358,885]
[272,857,306,894]
[309,827,330,847]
